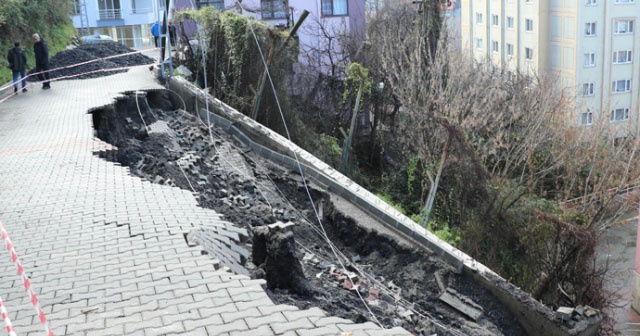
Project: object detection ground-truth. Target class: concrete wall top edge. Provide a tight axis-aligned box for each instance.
[168,75,601,335]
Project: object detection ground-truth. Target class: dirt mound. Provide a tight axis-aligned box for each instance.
[90,90,526,336]
[45,41,155,80]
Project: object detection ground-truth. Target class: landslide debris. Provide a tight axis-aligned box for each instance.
[90,89,526,336]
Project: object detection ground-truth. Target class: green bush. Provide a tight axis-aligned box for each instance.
[0,0,73,84]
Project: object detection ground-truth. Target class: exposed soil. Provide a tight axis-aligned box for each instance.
[89,88,526,336]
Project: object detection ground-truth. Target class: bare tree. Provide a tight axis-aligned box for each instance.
[369,2,640,315]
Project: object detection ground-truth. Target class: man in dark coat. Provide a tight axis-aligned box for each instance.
[7,42,28,93]
[33,33,51,89]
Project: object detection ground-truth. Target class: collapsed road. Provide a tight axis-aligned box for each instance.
[88,87,523,335]
[46,42,598,335]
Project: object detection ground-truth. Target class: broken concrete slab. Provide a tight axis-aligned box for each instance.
[439,288,484,321]
[556,306,574,322]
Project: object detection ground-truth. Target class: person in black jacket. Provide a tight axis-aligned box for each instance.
[33,33,51,90]
[7,42,28,93]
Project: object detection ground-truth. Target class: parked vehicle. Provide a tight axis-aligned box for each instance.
[81,34,114,43]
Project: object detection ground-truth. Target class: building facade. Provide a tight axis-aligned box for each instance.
[461,0,640,135]
[71,0,164,48]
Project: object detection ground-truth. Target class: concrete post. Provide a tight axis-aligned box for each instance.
[632,207,640,312]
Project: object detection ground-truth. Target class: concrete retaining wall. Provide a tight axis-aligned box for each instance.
[166,76,601,336]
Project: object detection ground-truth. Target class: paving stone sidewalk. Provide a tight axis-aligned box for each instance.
[0,66,409,335]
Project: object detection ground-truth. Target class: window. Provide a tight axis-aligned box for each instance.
[613,50,633,64]
[581,112,593,125]
[262,0,287,19]
[476,12,484,24]
[614,19,634,33]
[71,0,80,15]
[132,0,154,12]
[196,0,224,10]
[506,43,514,57]
[476,38,484,49]
[492,14,499,26]
[586,0,597,4]
[612,79,631,93]
[582,83,594,96]
[584,53,595,67]
[492,40,499,52]
[525,19,533,31]
[525,47,533,60]
[321,0,348,16]
[585,22,596,36]
[611,108,630,122]
[506,16,514,29]
[98,0,121,20]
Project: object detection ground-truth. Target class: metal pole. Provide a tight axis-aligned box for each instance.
[251,10,309,120]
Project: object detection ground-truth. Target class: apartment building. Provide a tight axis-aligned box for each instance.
[461,0,640,135]
[70,0,163,48]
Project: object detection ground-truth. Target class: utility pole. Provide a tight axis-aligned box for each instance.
[158,0,174,79]
[339,81,364,174]
[79,0,90,37]
[251,10,309,120]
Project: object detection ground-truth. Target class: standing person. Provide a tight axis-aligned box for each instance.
[7,42,28,93]
[168,21,177,47]
[151,21,160,47]
[33,33,51,90]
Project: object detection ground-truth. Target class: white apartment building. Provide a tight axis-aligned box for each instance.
[461,0,640,135]
[70,0,165,48]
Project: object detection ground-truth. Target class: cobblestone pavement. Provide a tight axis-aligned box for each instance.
[0,67,409,335]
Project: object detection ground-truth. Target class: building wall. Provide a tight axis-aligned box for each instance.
[72,0,162,47]
[461,0,640,135]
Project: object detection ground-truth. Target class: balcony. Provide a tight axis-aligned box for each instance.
[97,8,124,27]
[99,8,122,20]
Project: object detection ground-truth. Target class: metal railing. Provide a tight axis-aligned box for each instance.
[98,8,122,20]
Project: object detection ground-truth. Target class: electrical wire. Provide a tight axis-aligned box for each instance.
[0,10,467,333]
[220,6,469,334]
[232,0,383,328]
[134,91,150,131]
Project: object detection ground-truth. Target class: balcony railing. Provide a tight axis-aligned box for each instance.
[98,9,122,20]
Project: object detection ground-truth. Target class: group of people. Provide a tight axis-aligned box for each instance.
[151,21,176,48]
[7,22,174,95]
[6,33,51,94]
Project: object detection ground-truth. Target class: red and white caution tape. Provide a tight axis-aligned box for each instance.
[0,221,53,336]
[0,295,16,336]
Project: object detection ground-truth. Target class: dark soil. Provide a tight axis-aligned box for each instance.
[90,89,526,336]
[39,42,155,80]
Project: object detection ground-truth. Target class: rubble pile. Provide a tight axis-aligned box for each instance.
[44,41,155,80]
[556,305,601,331]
